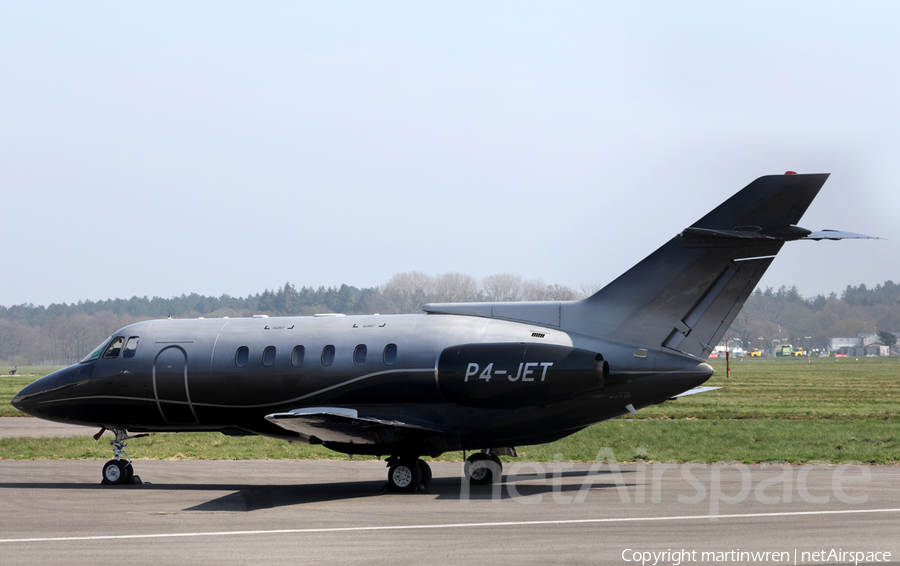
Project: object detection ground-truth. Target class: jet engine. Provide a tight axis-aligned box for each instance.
[436,343,608,409]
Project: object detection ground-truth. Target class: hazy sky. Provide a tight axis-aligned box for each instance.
[2,2,898,308]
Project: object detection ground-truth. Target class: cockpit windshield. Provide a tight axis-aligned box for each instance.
[81,336,113,363]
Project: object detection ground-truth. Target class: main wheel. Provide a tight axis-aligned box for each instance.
[387,460,423,493]
[416,459,432,488]
[102,460,130,485]
[465,453,501,485]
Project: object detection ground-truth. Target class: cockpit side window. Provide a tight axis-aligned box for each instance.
[82,336,113,363]
[122,336,139,359]
[103,336,125,359]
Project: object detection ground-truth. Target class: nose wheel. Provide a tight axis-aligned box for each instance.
[102,459,134,485]
[96,428,147,485]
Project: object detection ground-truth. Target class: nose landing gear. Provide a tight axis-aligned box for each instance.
[96,428,147,485]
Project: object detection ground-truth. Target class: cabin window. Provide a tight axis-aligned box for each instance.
[353,344,367,365]
[235,346,249,368]
[263,346,276,367]
[383,343,397,365]
[321,345,335,366]
[103,336,125,359]
[122,337,139,359]
[291,345,305,367]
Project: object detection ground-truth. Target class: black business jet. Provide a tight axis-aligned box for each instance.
[11,173,873,492]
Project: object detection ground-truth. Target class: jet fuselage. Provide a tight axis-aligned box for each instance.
[14,313,713,456]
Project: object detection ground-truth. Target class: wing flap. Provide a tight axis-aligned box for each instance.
[264,407,443,445]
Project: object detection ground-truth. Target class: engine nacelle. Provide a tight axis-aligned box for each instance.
[436,343,608,409]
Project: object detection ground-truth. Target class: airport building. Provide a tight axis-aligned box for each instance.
[827,332,895,356]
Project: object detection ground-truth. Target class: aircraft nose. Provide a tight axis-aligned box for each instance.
[10,391,25,411]
[10,364,92,420]
[11,374,54,417]
[9,392,26,413]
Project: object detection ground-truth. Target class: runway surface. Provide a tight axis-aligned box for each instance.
[1,457,898,566]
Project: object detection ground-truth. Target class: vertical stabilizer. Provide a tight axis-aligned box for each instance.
[562,173,830,358]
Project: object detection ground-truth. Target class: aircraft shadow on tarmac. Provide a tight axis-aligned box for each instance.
[0,469,632,512]
[189,469,633,511]
[186,469,632,511]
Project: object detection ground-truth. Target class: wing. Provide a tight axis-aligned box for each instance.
[264,407,444,445]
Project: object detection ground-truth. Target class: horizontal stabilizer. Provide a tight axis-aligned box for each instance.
[802,230,879,241]
[265,407,442,445]
[671,386,722,398]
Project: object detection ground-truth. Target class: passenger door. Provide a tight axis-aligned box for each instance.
[153,345,199,424]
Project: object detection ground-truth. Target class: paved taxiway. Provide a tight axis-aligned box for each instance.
[2,455,899,566]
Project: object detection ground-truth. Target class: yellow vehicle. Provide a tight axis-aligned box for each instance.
[792,347,805,357]
[748,348,762,357]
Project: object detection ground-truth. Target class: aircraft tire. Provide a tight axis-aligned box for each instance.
[465,453,500,486]
[416,459,432,488]
[387,460,422,493]
[101,460,130,485]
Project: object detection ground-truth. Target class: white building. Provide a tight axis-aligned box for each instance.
[827,336,860,352]
[828,333,893,356]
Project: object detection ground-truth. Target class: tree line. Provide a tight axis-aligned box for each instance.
[728,283,900,353]
[1,276,897,365]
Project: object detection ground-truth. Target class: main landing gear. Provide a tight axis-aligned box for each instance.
[382,450,504,492]
[384,456,433,493]
[464,451,502,485]
[95,427,147,486]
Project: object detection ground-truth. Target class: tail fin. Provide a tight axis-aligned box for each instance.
[568,173,830,357]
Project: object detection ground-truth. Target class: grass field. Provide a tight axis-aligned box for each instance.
[629,356,900,421]
[1,358,898,464]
